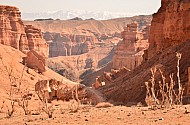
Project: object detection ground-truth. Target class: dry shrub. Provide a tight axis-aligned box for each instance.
[95,102,113,108]
[36,90,54,118]
[145,52,184,108]
[18,89,31,115]
[68,85,81,113]
[0,55,31,117]
[41,99,54,118]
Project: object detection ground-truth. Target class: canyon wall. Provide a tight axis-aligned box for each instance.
[44,31,97,57]
[0,5,48,57]
[97,0,190,104]
[24,16,152,58]
[147,0,190,59]
[25,25,49,57]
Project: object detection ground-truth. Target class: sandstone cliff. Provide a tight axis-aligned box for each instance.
[112,23,149,70]
[97,0,190,104]
[147,0,190,59]
[0,5,48,57]
[24,15,152,57]
[44,31,97,57]
[25,25,49,57]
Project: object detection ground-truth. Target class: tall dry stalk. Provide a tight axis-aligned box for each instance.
[69,84,81,113]
[176,52,183,104]
[150,67,159,105]
[145,52,184,108]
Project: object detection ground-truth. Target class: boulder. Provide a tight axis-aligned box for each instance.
[24,50,46,73]
[35,79,105,104]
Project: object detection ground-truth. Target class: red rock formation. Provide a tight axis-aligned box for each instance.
[24,50,46,73]
[0,5,48,57]
[92,67,130,89]
[112,23,149,70]
[0,5,28,51]
[186,67,190,96]
[147,0,190,59]
[25,25,49,57]
[97,0,190,104]
[44,31,97,57]
[35,79,105,104]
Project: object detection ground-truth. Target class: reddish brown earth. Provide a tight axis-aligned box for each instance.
[1,102,190,125]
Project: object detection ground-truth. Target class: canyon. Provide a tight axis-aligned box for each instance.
[96,0,190,104]
[23,16,151,83]
[1,0,190,124]
[24,15,152,57]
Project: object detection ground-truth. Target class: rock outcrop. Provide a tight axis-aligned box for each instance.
[92,67,130,89]
[25,25,49,57]
[97,0,190,104]
[0,5,28,51]
[35,79,105,104]
[147,0,190,59]
[112,23,149,70]
[99,39,190,104]
[0,5,48,57]
[44,31,97,57]
[24,50,46,73]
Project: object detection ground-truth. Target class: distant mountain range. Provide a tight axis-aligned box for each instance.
[22,10,140,20]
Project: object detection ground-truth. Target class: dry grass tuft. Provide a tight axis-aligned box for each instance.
[95,102,113,108]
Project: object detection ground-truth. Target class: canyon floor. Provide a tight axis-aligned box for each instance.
[0,99,190,125]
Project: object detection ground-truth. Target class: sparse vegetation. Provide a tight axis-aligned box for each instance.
[41,99,54,118]
[145,52,184,108]
[68,85,81,113]
[95,102,113,108]
[0,55,32,117]
[18,89,31,115]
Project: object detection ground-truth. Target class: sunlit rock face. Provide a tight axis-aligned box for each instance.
[44,32,97,57]
[0,5,48,57]
[25,25,49,57]
[112,23,149,70]
[147,0,190,59]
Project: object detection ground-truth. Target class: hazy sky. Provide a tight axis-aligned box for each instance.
[1,0,161,14]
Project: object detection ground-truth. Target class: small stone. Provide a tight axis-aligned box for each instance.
[185,110,190,114]
[117,117,122,120]
[85,119,88,121]
[159,117,164,120]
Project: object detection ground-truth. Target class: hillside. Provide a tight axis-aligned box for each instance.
[24,15,152,34]
[0,43,76,102]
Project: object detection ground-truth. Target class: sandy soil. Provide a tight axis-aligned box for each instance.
[0,97,190,125]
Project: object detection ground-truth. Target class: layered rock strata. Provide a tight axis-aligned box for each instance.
[0,5,48,57]
[44,32,97,57]
[112,23,149,70]
[98,0,190,104]
[147,0,190,59]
